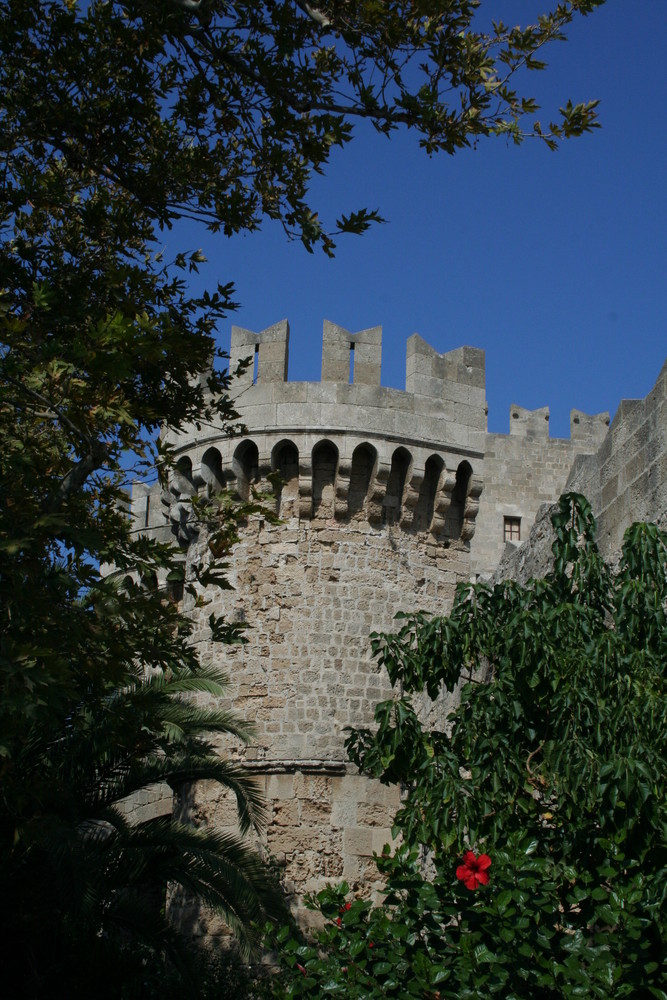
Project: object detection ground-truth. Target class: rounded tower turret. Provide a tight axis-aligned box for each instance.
[148,320,485,925]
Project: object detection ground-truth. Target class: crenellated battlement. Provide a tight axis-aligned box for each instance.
[321,320,383,386]
[147,323,499,554]
[224,320,606,446]
[229,319,290,387]
[143,321,611,575]
[227,321,488,436]
[405,334,485,401]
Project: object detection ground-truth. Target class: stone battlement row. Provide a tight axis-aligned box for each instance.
[226,320,609,444]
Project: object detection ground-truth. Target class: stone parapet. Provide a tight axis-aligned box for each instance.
[567,359,667,556]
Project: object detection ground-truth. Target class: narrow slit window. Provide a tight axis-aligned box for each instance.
[504,516,521,543]
[349,342,355,384]
[253,343,259,384]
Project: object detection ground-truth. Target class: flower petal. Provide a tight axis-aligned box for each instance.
[477,854,492,871]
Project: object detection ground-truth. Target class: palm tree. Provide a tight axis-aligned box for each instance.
[0,568,284,999]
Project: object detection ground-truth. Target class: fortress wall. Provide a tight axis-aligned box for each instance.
[473,435,582,577]
[156,413,478,923]
[472,403,608,577]
[493,360,667,585]
[566,359,667,556]
[142,322,489,924]
[187,517,467,761]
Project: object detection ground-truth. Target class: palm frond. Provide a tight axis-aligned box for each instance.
[98,755,267,835]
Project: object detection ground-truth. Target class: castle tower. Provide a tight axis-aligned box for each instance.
[131,320,609,930]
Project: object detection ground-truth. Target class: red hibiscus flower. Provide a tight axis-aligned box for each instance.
[456,850,491,889]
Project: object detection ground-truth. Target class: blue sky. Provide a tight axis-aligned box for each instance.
[181,0,665,439]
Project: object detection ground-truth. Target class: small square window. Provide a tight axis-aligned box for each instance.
[504,516,521,543]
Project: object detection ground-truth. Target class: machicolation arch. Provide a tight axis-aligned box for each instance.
[166,435,480,541]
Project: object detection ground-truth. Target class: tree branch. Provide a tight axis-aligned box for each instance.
[294,1,332,29]
[43,439,111,514]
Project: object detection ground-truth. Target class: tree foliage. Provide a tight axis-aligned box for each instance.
[1,0,609,993]
[271,496,667,997]
[4,1,605,255]
[3,661,284,996]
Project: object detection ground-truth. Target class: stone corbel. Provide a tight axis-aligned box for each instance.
[429,465,450,536]
[399,469,421,531]
[298,456,314,520]
[334,455,352,519]
[367,458,390,526]
[461,475,483,541]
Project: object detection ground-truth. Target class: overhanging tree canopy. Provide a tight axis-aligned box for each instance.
[2,0,607,504]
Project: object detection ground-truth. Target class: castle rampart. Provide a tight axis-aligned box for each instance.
[472,405,609,576]
[566,358,667,555]
[492,360,667,587]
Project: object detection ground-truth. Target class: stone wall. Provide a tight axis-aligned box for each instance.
[473,406,608,577]
[567,359,667,556]
[495,360,667,584]
[174,495,468,928]
[190,517,466,760]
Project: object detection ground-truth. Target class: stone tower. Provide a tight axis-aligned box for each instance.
[129,319,612,928]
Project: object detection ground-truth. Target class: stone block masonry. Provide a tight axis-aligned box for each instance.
[566,359,667,557]
[494,360,666,587]
[128,319,660,930]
